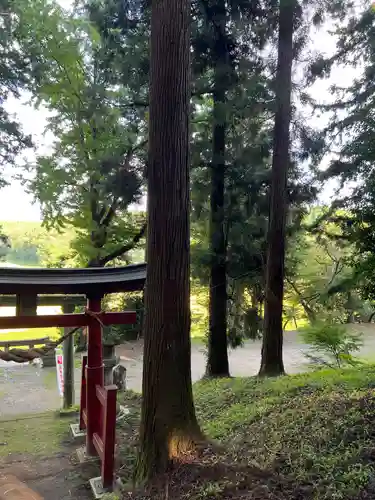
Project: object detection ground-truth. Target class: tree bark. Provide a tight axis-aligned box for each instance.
[136,0,201,481]
[259,0,296,377]
[206,0,230,378]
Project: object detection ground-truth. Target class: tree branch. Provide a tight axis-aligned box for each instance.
[100,199,118,228]
[99,139,148,228]
[98,223,147,266]
[285,275,317,320]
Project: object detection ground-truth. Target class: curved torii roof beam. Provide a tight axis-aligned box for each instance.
[0,263,147,295]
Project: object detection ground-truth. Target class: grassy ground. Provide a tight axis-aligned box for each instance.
[194,368,375,499]
[115,366,375,499]
[0,412,75,457]
[0,327,60,343]
[1,367,374,499]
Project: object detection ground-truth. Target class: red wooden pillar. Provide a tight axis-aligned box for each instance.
[102,386,117,488]
[86,295,104,456]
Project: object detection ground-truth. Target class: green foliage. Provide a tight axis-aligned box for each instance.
[307,5,375,304]
[103,292,143,344]
[284,207,374,325]
[0,224,10,261]
[0,220,75,267]
[0,0,33,178]
[191,283,209,341]
[300,322,363,368]
[15,0,147,267]
[7,244,39,266]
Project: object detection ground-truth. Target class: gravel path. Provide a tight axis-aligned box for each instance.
[1,326,375,417]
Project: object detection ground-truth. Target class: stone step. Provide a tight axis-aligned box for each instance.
[70,423,86,439]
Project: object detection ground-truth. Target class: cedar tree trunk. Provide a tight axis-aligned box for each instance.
[136,0,201,481]
[259,0,296,377]
[206,0,230,377]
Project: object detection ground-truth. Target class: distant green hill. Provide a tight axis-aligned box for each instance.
[0,220,75,267]
[0,220,145,268]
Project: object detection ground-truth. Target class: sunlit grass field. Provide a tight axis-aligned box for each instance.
[0,306,61,346]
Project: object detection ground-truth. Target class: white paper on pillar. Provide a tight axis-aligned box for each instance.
[55,347,64,397]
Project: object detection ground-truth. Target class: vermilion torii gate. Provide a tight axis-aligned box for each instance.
[0,263,146,494]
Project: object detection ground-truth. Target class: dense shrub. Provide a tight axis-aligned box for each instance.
[300,321,363,368]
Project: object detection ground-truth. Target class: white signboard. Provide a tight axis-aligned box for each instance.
[55,347,64,397]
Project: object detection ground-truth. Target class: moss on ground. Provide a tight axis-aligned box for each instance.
[194,366,375,499]
[117,366,375,499]
[0,413,75,457]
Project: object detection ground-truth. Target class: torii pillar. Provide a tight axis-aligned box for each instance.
[85,295,104,456]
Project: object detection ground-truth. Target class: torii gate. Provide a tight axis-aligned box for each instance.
[0,263,146,494]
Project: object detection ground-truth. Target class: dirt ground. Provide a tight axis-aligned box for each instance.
[0,414,97,500]
[0,452,94,499]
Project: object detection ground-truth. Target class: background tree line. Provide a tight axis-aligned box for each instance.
[1,0,375,363]
[3,0,375,477]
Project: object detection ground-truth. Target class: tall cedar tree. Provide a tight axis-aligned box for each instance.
[0,0,32,179]
[311,6,375,302]
[259,0,296,376]
[206,0,230,377]
[136,0,201,480]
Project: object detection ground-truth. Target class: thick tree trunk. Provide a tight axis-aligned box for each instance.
[206,0,230,378]
[136,0,201,481]
[259,0,295,377]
